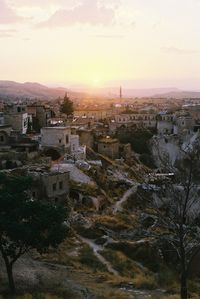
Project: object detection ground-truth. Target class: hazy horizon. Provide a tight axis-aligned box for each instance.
[2,79,200,92]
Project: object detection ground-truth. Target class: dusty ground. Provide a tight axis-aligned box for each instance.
[0,254,168,299]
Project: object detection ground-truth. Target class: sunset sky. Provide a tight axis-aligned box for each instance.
[1,0,200,89]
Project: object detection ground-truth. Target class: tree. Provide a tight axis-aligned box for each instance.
[117,127,154,154]
[0,173,67,294]
[146,139,200,299]
[60,93,74,117]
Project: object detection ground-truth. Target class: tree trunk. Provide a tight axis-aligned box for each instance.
[0,246,16,294]
[179,228,188,299]
[5,262,16,294]
[180,272,188,299]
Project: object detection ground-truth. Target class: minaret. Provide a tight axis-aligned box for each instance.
[120,86,122,99]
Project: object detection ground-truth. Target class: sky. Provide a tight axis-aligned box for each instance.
[1,0,200,89]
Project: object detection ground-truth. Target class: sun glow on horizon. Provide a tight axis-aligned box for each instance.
[91,78,103,88]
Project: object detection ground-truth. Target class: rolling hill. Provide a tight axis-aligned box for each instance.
[0,81,84,101]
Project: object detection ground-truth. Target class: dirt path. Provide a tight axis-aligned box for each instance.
[80,236,119,276]
[113,184,139,213]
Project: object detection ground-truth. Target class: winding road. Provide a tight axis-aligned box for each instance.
[113,183,139,214]
[80,237,119,276]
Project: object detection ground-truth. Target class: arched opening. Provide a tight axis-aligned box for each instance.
[70,190,80,201]
[0,131,8,145]
[44,149,61,161]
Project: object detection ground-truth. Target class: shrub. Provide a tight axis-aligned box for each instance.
[117,128,154,154]
[132,273,157,289]
[140,153,156,169]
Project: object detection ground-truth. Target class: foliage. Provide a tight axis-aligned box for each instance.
[60,94,74,117]
[107,240,161,272]
[0,173,67,293]
[116,127,154,154]
[157,266,178,290]
[140,153,156,169]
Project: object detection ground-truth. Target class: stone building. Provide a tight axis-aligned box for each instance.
[76,129,94,148]
[115,112,157,129]
[4,104,28,134]
[157,113,174,135]
[41,127,71,151]
[176,115,194,134]
[74,109,113,121]
[97,137,119,159]
[0,112,5,126]
[40,127,86,160]
[182,104,200,122]
[0,125,12,146]
[29,168,70,203]
[27,104,53,132]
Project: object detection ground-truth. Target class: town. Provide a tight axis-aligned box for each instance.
[1,88,200,299]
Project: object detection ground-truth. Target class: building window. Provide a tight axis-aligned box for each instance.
[59,139,62,144]
[59,181,63,190]
[53,183,57,191]
[24,119,28,127]
[17,107,21,113]
[66,135,69,144]
[0,135,4,142]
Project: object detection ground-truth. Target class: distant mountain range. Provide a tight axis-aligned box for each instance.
[0,80,200,100]
[67,85,200,98]
[153,90,200,99]
[92,87,180,98]
[0,81,84,101]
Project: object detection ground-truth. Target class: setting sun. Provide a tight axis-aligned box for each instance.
[91,78,102,88]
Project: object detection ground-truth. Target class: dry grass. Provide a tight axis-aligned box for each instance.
[94,214,131,231]
[132,272,157,290]
[101,249,157,290]
[101,249,143,277]
[161,294,200,299]
[105,290,132,299]
[79,245,107,272]
[189,278,200,296]
[160,296,180,299]
[0,293,79,299]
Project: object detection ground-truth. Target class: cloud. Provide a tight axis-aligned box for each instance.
[8,0,75,8]
[38,0,116,27]
[92,34,124,39]
[0,0,24,23]
[162,46,200,55]
[0,28,16,37]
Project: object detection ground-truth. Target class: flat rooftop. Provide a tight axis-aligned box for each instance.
[42,127,71,130]
[98,138,118,144]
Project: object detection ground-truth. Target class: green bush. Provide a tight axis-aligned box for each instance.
[140,153,156,169]
[117,128,154,154]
